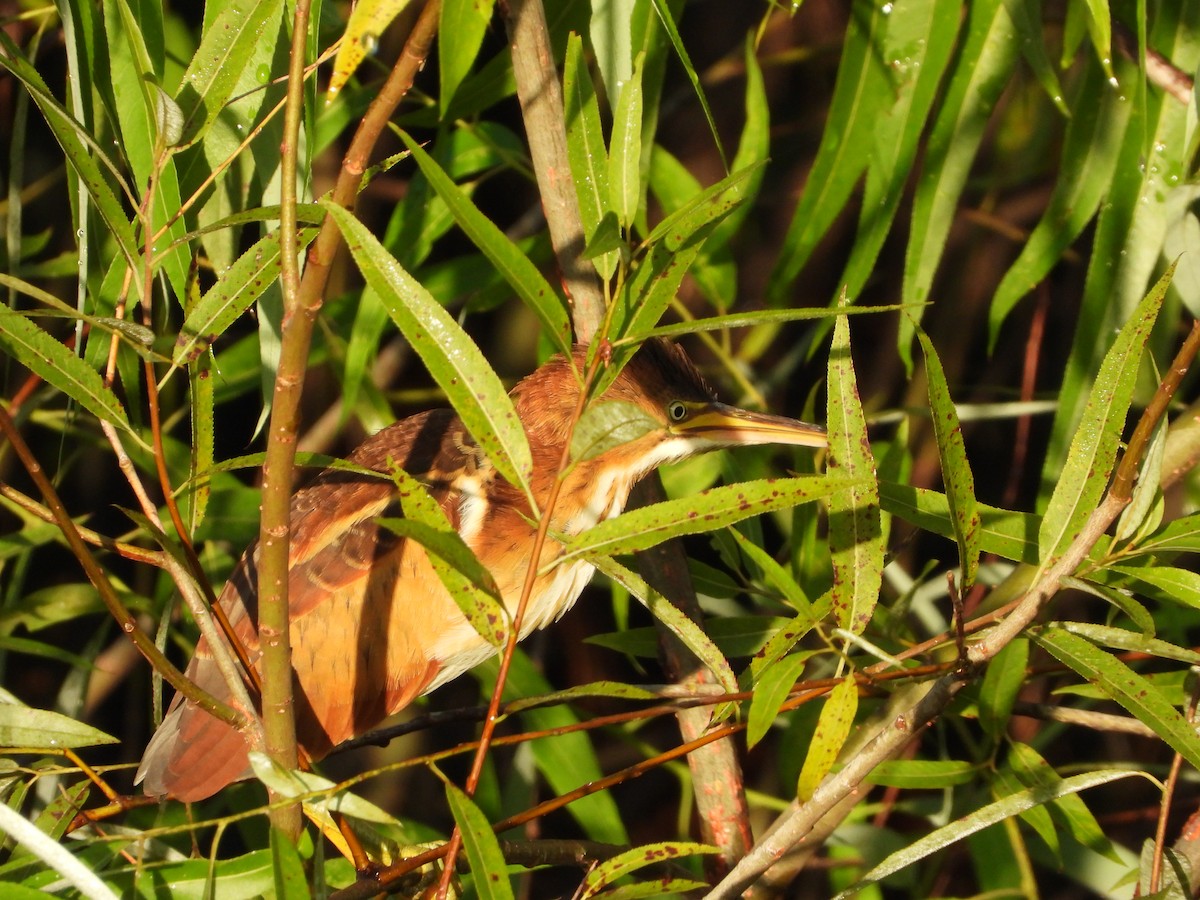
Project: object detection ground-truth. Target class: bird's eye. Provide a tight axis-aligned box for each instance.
[667,401,688,422]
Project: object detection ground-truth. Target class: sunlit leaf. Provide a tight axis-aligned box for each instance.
[915,326,980,588]
[796,675,859,802]
[447,781,514,900]
[324,201,535,500]
[1038,263,1172,569]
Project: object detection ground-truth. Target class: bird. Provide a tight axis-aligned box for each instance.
[136,338,826,801]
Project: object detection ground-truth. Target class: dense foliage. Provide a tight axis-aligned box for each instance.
[0,0,1198,897]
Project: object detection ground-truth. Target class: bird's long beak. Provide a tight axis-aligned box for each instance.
[676,402,827,449]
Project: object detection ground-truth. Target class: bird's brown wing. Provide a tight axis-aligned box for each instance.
[137,410,468,801]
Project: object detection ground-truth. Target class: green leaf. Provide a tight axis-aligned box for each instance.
[270,827,310,900]
[835,768,1150,898]
[581,842,718,899]
[0,32,140,271]
[796,674,859,802]
[571,401,659,464]
[563,34,616,279]
[879,482,1040,564]
[897,0,1018,368]
[987,59,1129,346]
[440,0,496,113]
[0,702,116,749]
[865,759,981,789]
[446,781,514,900]
[746,653,808,750]
[767,0,892,303]
[643,162,763,251]
[324,201,535,500]
[1007,743,1123,865]
[838,0,962,304]
[587,615,794,660]
[979,638,1028,742]
[173,228,319,369]
[1033,626,1200,770]
[1005,0,1070,115]
[560,476,858,564]
[0,306,135,438]
[1105,565,1200,611]
[592,557,737,696]
[608,52,644,230]
[397,132,572,356]
[826,313,883,633]
[1038,262,1172,569]
[646,0,723,168]
[175,0,285,147]
[915,326,980,588]
[478,652,629,844]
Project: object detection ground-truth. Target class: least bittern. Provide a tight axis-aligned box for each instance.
[137,339,825,800]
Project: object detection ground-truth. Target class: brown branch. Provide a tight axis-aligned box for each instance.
[503,0,606,342]
[0,403,243,729]
[631,479,752,880]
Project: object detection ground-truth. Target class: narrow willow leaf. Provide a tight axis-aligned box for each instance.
[727,528,809,610]
[587,615,794,660]
[563,33,617,279]
[879,482,1039,564]
[592,556,738,696]
[640,304,910,339]
[1080,0,1113,80]
[864,759,981,788]
[979,638,1028,741]
[915,327,980,587]
[176,0,284,146]
[1034,626,1200,770]
[1038,263,1172,569]
[582,842,718,899]
[571,400,659,464]
[745,598,829,685]
[838,0,961,303]
[381,519,508,646]
[560,476,859,564]
[608,52,645,230]
[0,802,115,900]
[643,162,763,251]
[1005,0,1070,114]
[446,782,515,900]
[270,828,309,900]
[0,305,134,437]
[1007,743,1123,864]
[767,0,891,302]
[1106,564,1200,611]
[988,60,1128,346]
[1126,512,1200,556]
[398,132,572,356]
[174,228,319,369]
[249,752,403,824]
[796,674,859,802]
[480,652,629,844]
[0,33,139,270]
[440,0,496,113]
[1046,8,1196,487]
[0,703,116,748]
[646,0,724,166]
[505,681,657,711]
[187,294,215,531]
[898,0,1018,367]
[827,314,883,633]
[324,201,534,498]
[745,653,808,750]
[835,769,1149,898]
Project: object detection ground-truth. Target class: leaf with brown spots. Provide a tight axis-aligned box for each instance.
[580,841,718,898]
[915,325,980,588]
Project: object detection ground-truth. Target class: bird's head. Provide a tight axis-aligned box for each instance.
[513,339,826,481]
